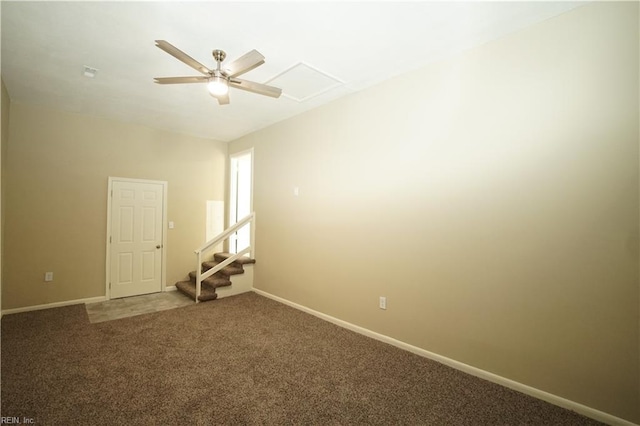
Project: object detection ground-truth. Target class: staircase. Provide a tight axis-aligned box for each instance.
[175,252,256,302]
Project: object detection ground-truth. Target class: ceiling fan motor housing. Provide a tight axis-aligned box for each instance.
[212,49,226,63]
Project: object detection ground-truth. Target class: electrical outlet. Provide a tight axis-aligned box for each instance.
[44,272,54,282]
[379,296,387,310]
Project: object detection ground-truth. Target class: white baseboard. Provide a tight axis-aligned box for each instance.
[1,295,108,316]
[252,288,637,426]
[3,286,182,316]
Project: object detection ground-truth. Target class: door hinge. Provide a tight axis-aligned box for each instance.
[109,236,112,243]
[109,282,111,289]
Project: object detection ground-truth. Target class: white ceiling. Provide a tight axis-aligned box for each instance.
[1,1,585,142]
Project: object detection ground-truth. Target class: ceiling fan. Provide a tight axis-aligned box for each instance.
[154,40,282,105]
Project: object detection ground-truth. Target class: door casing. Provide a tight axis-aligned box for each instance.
[228,149,253,254]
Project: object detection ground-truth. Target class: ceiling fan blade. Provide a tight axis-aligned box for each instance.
[154,76,209,84]
[224,50,265,78]
[155,40,212,76]
[229,79,282,98]
[211,92,230,105]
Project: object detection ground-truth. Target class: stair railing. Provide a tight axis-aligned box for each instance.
[193,212,255,303]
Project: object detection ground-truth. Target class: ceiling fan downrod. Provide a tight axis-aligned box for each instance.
[208,49,228,95]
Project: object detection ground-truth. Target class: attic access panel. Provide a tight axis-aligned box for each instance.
[267,62,344,102]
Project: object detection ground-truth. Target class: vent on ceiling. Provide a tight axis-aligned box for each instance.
[266,62,343,102]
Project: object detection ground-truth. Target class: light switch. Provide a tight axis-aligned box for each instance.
[293,187,300,196]
[168,221,174,229]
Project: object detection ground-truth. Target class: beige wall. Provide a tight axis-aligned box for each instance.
[230,2,639,423]
[3,103,227,309]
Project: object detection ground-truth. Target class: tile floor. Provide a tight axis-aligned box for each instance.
[85,290,194,323]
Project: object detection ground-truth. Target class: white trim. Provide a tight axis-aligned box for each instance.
[252,288,638,426]
[3,287,181,315]
[106,177,168,301]
[228,149,254,253]
[1,296,107,316]
[229,148,254,218]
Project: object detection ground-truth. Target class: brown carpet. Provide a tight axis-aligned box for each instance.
[1,292,602,425]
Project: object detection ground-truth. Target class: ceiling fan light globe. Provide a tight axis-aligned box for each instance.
[207,77,229,96]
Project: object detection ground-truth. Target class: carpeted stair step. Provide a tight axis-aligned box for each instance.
[201,261,245,277]
[175,281,218,302]
[213,252,257,267]
[174,253,255,303]
[188,271,232,289]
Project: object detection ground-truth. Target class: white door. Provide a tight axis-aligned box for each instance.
[109,180,164,299]
[229,150,252,254]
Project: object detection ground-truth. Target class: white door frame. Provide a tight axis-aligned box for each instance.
[105,177,168,300]
[228,148,254,253]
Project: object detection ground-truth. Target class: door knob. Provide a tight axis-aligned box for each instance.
[156,245,161,249]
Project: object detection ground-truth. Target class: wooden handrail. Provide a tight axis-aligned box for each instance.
[194,212,255,255]
[194,212,255,303]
